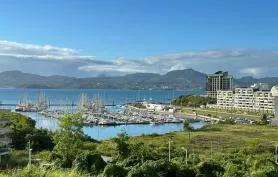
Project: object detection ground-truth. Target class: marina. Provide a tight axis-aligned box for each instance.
[1,91,191,126]
[0,88,206,140]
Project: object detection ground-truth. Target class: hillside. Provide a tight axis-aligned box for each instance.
[0,69,207,89]
[1,69,278,89]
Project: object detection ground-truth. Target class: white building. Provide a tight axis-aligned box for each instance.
[217,90,234,109]
[271,86,278,125]
[253,91,274,112]
[250,83,269,91]
[234,88,255,110]
[216,87,274,112]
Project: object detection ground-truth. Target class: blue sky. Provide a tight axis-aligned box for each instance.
[0,0,278,77]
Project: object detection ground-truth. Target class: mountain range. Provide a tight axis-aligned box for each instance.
[0,69,278,90]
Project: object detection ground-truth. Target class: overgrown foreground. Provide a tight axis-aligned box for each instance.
[1,112,278,177]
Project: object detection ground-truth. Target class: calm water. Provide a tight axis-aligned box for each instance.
[0,88,205,105]
[21,111,205,140]
[0,88,205,140]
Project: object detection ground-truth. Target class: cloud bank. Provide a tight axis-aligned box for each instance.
[0,40,278,78]
[0,40,95,60]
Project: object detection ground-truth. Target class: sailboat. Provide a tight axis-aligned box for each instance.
[36,92,48,111]
[15,94,33,112]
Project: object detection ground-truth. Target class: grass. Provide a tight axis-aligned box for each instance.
[97,124,278,157]
[180,107,264,121]
[2,123,278,176]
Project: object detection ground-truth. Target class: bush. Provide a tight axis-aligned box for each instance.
[26,128,55,152]
[127,160,178,177]
[197,160,224,177]
[13,165,46,177]
[177,165,196,177]
[72,152,106,175]
[103,164,128,177]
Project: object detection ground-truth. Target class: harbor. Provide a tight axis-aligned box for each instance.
[0,91,193,125]
[31,93,185,126]
[0,89,206,140]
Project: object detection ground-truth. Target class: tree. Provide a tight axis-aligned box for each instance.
[0,112,36,149]
[51,113,84,168]
[260,114,268,125]
[72,152,106,175]
[26,128,54,152]
[130,142,157,165]
[113,131,130,159]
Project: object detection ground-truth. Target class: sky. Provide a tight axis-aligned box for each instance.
[0,0,278,78]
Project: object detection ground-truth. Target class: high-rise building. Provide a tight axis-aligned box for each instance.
[207,71,233,98]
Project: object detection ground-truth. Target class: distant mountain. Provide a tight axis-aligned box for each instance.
[1,69,278,89]
[0,69,207,89]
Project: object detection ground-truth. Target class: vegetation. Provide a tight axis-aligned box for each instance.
[260,113,269,125]
[129,102,146,109]
[181,107,263,121]
[172,95,216,107]
[2,112,278,176]
[0,112,54,150]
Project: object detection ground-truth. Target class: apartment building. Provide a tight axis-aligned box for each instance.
[234,88,255,110]
[253,91,274,112]
[216,86,274,112]
[207,71,233,98]
[217,90,234,109]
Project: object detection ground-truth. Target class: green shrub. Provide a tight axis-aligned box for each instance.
[103,164,127,177]
[72,152,106,175]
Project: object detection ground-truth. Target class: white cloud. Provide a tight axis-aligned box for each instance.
[78,64,148,73]
[240,68,262,76]
[0,40,95,60]
[1,40,278,78]
[79,48,278,77]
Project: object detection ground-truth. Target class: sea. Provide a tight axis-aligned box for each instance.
[0,88,206,140]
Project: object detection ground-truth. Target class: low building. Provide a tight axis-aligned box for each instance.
[271,86,278,125]
[215,86,274,112]
[253,91,274,112]
[234,88,255,110]
[217,90,234,109]
[142,102,166,112]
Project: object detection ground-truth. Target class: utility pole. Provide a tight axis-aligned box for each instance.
[28,140,32,168]
[168,139,171,162]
